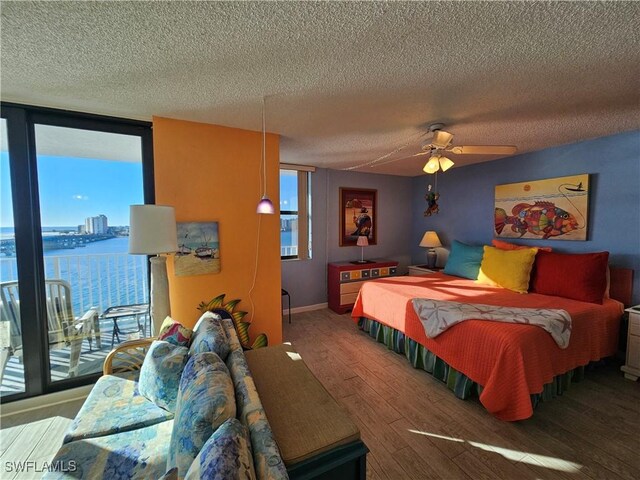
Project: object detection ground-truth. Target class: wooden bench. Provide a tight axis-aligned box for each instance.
[245,344,368,480]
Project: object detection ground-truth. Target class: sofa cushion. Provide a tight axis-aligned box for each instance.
[138,340,189,412]
[167,352,236,477]
[189,312,230,360]
[158,316,193,347]
[185,418,256,480]
[222,320,288,480]
[44,420,174,480]
[245,344,361,466]
[63,371,174,444]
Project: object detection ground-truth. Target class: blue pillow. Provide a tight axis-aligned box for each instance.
[443,240,484,279]
[189,312,230,361]
[185,418,256,480]
[167,352,236,477]
[138,340,189,412]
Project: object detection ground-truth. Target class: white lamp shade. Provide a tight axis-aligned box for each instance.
[419,231,442,248]
[423,156,440,174]
[356,236,369,247]
[129,205,178,254]
[438,156,455,172]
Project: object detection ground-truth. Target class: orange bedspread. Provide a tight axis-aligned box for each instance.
[351,272,623,421]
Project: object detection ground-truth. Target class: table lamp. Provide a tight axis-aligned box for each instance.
[356,235,369,264]
[129,205,178,335]
[419,231,442,269]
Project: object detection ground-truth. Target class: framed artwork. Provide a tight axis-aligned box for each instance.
[339,187,377,246]
[174,222,221,276]
[494,174,589,241]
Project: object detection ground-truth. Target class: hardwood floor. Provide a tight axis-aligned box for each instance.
[284,308,640,480]
[0,399,83,480]
[0,309,637,479]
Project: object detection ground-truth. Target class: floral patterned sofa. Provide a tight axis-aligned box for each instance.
[43,313,288,480]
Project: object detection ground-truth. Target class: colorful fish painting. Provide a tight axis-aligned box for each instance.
[495,202,579,239]
[494,174,589,241]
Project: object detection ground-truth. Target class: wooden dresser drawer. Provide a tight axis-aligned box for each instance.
[629,314,640,336]
[340,292,359,305]
[340,281,365,294]
[627,335,640,370]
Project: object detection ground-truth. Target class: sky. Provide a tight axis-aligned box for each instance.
[280,170,298,211]
[1,153,144,228]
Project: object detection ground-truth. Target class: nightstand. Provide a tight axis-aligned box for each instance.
[621,305,640,381]
[408,265,442,276]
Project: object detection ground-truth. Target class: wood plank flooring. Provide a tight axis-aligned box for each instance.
[284,309,640,480]
[0,308,637,479]
[0,399,83,479]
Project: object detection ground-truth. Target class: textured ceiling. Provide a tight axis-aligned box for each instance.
[1,1,638,176]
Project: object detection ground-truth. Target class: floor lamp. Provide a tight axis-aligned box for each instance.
[129,205,178,336]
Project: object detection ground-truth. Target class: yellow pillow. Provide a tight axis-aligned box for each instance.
[476,246,538,294]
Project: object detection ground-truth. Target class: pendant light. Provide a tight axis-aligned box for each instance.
[256,96,275,214]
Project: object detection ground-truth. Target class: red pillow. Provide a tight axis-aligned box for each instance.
[492,239,552,252]
[530,251,609,304]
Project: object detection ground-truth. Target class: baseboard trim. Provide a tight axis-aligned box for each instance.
[285,303,328,315]
[0,384,93,418]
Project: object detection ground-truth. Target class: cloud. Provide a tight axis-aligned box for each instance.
[72,194,89,201]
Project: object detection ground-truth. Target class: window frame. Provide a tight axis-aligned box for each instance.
[280,165,314,261]
[0,102,154,403]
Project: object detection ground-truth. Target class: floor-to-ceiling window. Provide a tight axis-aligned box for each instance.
[0,104,154,401]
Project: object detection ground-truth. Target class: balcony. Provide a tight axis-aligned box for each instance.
[0,253,150,397]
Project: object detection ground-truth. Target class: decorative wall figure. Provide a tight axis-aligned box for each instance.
[494,174,589,241]
[198,294,267,349]
[424,184,440,217]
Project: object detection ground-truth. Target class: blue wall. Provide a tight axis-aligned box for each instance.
[411,130,640,304]
[282,168,413,308]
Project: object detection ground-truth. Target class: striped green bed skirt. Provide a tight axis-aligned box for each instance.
[357,317,587,410]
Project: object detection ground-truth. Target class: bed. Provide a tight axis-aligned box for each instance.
[351,271,630,421]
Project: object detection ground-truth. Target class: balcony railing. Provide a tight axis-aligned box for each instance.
[0,252,150,396]
[0,253,149,315]
[281,245,298,257]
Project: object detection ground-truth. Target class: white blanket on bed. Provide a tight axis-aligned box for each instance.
[412,299,572,348]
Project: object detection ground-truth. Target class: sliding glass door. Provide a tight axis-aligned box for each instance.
[0,104,154,401]
[0,118,25,396]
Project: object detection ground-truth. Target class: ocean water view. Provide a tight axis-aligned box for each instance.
[0,229,148,316]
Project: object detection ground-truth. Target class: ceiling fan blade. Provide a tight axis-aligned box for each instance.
[431,130,454,149]
[447,145,517,155]
[412,151,431,157]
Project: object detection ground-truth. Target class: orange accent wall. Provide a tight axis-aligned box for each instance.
[152,116,282,344]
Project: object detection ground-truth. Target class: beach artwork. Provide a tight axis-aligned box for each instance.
[174,222,221,276]
[494,174,589,241]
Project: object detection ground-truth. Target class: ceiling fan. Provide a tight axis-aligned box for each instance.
[413,123,517,174]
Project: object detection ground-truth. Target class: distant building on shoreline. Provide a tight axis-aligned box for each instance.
[85,214,108,234]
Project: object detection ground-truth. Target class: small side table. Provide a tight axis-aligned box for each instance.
[621,305,640,381]
[101,304,150,347]
[408,265,443,276]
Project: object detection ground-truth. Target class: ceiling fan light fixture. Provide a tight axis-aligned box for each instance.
[423,155,440,174]
[438,156,454,172]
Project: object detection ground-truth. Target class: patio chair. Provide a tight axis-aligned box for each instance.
[0,280,99,384]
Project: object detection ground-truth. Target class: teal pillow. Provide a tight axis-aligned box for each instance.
[138,340,189,413]
[443,240,484,279]
[185,418,256,480]
[167,352,236,477]
[189,312,230,360]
